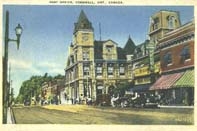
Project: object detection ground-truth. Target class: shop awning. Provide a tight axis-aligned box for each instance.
[129,83,152,92]
[173,70,194,88]
[150,72,183,90]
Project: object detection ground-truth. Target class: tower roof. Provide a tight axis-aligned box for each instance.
[123,36,136,55]
[74,10,94,33]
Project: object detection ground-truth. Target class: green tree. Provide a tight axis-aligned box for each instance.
[17,73,65,104]
[112,82,132,97]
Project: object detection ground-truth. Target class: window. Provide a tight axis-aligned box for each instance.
[152,17,159,30]
[181,46,190,62]
[83,52,89,61]
[119,64,125,75]
[83,84,87,97]
[163,52,172,66]
[107,64,114,76]
[83,65,90,76]
[96,64,102,76]
[168,16,176,29]
[106,45,113,52]
[70,55,74,64]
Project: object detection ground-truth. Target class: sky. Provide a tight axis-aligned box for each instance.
[2,5,194,97]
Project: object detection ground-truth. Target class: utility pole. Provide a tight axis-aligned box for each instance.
[3,10,23,123]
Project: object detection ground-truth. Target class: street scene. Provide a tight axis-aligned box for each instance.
[2,5,194,125]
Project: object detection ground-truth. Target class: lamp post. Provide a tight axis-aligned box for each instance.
[3,10,23,124]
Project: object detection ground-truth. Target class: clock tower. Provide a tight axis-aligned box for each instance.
[66,10,95,101]
[73,10,94,61]
[73,10,94,46]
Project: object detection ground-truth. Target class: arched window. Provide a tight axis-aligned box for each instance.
[168,16,176,29]
[163,52,172,66]
[181,46,190,61]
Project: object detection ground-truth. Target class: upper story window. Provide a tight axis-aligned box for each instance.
[163,52,172,66]
[107,64,114,76]
[119,64,125,75]
[70,55,74,64]
[181,46,190,62]
[106,45,113,52]
[96,64,102,76]
[168,16,176,29]
[83,51,89,61]
[152,17,159,30]
[83,65,90,76]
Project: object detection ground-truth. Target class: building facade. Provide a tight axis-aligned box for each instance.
[149,10,181,45]
[64,10,134,104]
[41,79,64,104]
[130,10,181,93]
[130,10,194,106]
[150,20,194,105]
[64,10,194,106]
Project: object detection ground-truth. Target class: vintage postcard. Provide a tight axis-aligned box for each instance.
[0,0,196,131]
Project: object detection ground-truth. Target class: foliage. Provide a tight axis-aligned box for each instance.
[16,73,64,103]
[112,82,133,97]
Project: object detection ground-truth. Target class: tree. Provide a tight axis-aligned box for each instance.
[17,73,65,104]
[112,82,132,97]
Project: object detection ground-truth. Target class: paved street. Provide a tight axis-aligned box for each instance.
[12,105,193,124]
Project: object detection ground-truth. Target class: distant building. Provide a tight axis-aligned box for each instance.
[64,10,135,104]
[41,79,64,104]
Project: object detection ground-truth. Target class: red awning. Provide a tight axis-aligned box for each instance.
[150,72,183,90]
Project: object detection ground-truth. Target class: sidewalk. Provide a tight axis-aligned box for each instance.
[7,107,15,124]
[158,105,194,109]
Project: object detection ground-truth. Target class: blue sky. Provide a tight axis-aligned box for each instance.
[3,5,194,97]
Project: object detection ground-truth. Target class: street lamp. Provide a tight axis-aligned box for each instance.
[15,24,23,50]
[3,10,23,124]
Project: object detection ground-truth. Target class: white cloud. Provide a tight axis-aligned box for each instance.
[9,59,42,75]
[9,59,32,69]
[38,61,62,68]
[37,61,65,75]
[49,68,65,75]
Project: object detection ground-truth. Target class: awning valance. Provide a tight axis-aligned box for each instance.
[150,72,183,90]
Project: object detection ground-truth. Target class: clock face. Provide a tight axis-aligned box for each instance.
[82,35,88,41]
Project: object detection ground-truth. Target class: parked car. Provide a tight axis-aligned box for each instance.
[24,99,31,106]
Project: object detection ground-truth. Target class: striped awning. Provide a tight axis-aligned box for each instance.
[173,70,194,88]
[150,72,183,90]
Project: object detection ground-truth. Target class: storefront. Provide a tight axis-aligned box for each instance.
[150,70,194,105]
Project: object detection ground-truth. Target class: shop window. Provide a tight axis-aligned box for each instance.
[181,46,190,62]
[163,52,172,66]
